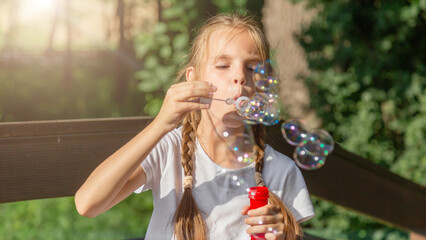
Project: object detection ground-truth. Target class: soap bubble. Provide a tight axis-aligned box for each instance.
[222,124,256,167]
[235,95,268,124]
[254,60,273,77]
[254,61,278,92]
[255,75,278,92]
[258,102,280,126]
[301,129,334,156]
[281,119,308,146]
[293,146,326,170]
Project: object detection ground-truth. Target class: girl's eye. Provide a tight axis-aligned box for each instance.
[246,66,255,72]
[216,65,229,69]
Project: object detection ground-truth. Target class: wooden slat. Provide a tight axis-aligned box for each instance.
[0,116,152,137]
[0,117,425,236]
[0,117,151,202]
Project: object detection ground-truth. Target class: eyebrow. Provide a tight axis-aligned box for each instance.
[214,54,262,63]
[214,54,232,62]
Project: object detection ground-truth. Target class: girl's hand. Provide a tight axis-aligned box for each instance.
[242,205,285,240]
[153,81,216,133]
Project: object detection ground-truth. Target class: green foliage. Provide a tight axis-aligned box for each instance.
[213,0,248,12]
[298,0,425,239]
[0,192,153,240]
[134,0,197,116]
[0,53,145,122]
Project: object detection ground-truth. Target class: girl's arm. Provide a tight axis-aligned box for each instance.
[74,80,216,217]
[74,121,167,217]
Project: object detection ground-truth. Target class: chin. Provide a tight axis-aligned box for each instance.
[222,111,245,128]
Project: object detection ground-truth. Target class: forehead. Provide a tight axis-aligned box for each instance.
[206,27,261,61]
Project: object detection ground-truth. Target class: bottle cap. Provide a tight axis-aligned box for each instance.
[248,186,269,200]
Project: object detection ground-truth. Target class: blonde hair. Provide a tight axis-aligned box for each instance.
[174,13,303,240]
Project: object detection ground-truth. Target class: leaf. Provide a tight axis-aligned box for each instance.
[138,79,162,93]
[159,45,172,59]
[153,22,168,34]
[144,55,158,69]
[162,6,184,20]
[172,33,189,51]
[144,98,163,116]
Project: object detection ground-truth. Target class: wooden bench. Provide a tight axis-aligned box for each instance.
[1,117,425,239]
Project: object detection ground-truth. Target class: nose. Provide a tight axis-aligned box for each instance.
[233,66,246,86]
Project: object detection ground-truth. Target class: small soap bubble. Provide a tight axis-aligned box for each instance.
[225,98,234,105]
[293,146,326,170]
[281,119,308,146]
[254,61,278,92]
[302,129,334,156]
[235,96,250,112]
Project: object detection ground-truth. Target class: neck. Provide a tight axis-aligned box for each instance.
[197,111,246,169]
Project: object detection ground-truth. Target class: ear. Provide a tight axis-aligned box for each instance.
[186,67,195,82]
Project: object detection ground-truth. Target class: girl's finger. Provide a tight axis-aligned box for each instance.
[175,102,211,112]
[241,205,250,215]
[245,215,279,226]
[265,231,284,240]
[168,85,216,102]
[246,224,282,236]
[247,205,280,217]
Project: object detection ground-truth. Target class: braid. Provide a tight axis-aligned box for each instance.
[174,111,207,240]
[252,124,304,239]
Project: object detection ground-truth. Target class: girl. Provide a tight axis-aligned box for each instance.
[75,13,315,240]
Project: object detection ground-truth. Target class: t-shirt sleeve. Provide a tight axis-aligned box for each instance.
[133,134,170,194]
[283,164,315,223]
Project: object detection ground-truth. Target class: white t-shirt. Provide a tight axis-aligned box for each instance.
[135,128,315,240]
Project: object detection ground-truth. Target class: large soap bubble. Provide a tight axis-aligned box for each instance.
[281,119,308,146]
[293,146,326,170]
[222,124,256,167]
[301,129,335,156]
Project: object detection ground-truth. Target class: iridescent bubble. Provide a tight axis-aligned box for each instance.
[255,75,279,92]
[281,119,308,146]
[222,124,256,167]
[293,146,326,170]
[235,95,268,124]
[301,129,334,156]
[235,96,251,112]
[263,91,279,101]
[258,101,280,126]
[254,60,273,77]
[253,60,278,92]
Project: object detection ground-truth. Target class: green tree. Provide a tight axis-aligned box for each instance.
[298,0,425,239]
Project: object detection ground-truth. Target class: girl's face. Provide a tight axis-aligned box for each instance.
[201,28,262,129]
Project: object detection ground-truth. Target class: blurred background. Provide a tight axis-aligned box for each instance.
[0,0,424,239]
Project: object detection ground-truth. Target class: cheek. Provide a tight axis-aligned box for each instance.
[214,81,233,97]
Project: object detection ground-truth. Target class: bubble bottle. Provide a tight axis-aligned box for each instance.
[248,186,269,240]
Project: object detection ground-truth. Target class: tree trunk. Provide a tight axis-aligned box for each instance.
[114,0,129,103]
[4,0,21,50]
[64,0,73,88]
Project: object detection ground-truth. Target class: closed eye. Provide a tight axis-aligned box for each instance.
[246,66,255,72]
[216,65,229,69]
